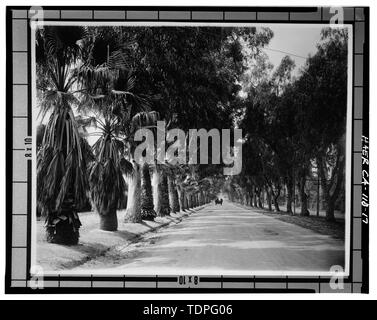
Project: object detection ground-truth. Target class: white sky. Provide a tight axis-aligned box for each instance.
[262,24,323,76]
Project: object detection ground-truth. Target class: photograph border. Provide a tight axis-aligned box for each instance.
[5,5,369,294]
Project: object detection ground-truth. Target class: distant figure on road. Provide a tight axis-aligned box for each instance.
[214,198,223,205]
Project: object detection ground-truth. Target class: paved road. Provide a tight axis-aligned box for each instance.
[77,201,345,275]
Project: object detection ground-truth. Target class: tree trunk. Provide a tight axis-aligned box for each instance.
[258,189,263,208]
[99,208,118,231]
[124,165,142,223]
[317,152,344,222]
[273,195,280,212]
[243,193,248,206]
[253,188,258,207]
[242,189,248,205]
[326,201,336,221]
[168,176,180,213]
[199,191,204,206]
[186,195,190,209]
[266,187,272,211]
[249,188,254,207]
[152,165,160,212]
[177,186,186,211]
[45,191,81,245]
[244,192,248,206]
[286,175,294,214]
[140,163,156,221]
[299,173,309,216]
[157,170,170,216]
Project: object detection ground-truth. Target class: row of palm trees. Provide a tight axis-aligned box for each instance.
[36,26,216,245]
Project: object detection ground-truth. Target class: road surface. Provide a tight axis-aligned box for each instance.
[75,200,345,275]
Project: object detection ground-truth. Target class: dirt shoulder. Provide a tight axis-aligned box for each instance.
[36,206,207,272]
[234,203,345,240]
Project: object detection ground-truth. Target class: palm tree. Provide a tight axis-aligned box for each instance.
[36,26,89,245]
[87,113,127,231]
[76,28,155,226]
[36,124,46,151]
[140,162,156,220]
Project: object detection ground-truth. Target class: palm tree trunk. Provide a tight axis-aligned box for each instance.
[152,165,160,213]
[140,163,156,221]
[45,191,81,245]
[168,176,180,213]
[154,169,170,216]
[124,163,142,223]
[99,207,118,231]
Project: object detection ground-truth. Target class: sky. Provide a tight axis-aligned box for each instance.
[261,24,323,76]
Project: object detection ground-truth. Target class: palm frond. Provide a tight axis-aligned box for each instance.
[130,111,160,133]
[37,106,89,214]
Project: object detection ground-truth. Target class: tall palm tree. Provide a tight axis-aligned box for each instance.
[87,113,127,231]
[36,26,89,245]
[76,28,155,227]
